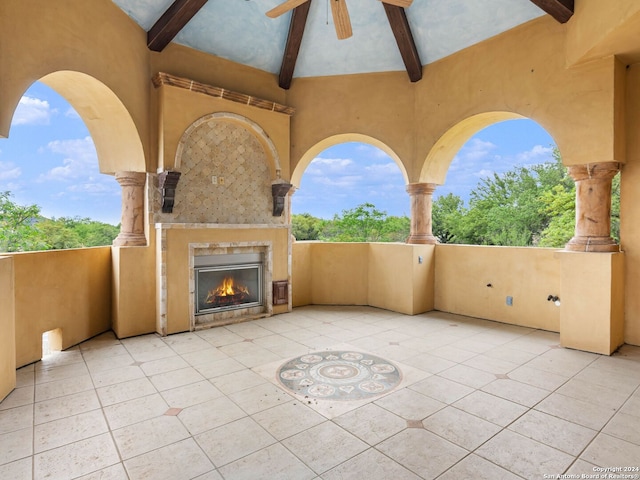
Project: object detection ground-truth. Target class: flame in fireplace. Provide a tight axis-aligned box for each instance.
[205,276,249,304]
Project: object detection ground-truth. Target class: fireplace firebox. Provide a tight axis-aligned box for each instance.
[195,253,263,315]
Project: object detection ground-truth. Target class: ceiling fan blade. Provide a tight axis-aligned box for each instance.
[266,0,309,18]
[330,0,352,40]
[379,0,413,7]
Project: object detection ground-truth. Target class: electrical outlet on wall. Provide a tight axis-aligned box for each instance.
[211,176,218,185]
[219,177,225,185]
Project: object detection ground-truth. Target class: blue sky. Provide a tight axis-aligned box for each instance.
[0,82,556,224]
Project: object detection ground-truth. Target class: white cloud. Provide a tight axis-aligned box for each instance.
[65,107,81,119]
[12,96,57,126]
[364,162,402,178]
[313,174,362,188]
[38,136,98,181]
[459,138,497,162]
[0,161,21,181]
[516,144,553,163]
[307,157,354,175]
[475,169,494,178]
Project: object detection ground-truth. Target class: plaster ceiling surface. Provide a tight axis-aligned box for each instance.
[111,0,545,78]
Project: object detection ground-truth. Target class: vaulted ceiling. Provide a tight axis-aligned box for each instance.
[112,0,573,89]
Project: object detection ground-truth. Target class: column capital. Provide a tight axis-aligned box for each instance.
[567,162,620,182]
[406,182,437,196]
[115,171,147,188]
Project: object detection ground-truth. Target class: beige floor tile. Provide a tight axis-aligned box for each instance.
[160,380,223,408]
[462,354,519,375]
[333,403,406,446]
[281,328,321,342]
[506,364,569,391]
[299,335,342,350]
[430,345,478,363]
[193,470,223,480]
[196,416,276,467]
[113,415,190,459]
[581,433,640,467]
[79,344,128,362]
[34,390,100,425]
[422,406,501,450]
[0,404,33,434]
[256,317,300,334]
[524,348,597,377]
[194,357,246,379]
[556,378,632,411]
[282,422,368,474]
[228,383,293,415]
[124,438,214,480]
[374,388,446,421]
[573,364,640,394]
[437,453,522,480]
[377,428,467,479]
[91,365,145,388]
[126,345,177,363]
[0,427,32,466]
[84,353,136,374]
[509,410,597,456]
[149,366,205,391]
[178,396,247,435]
[449,338,496,354]
[180,347,228,366]
[483,344,539,364]
[35,374,94,402]
[604,411,640,445]
[251,400,326,441]
[139,355,190,376]
[218,341,265,358]
[34,409,108,453]
[620,393,640,419]
[481,378,550,407]
[76,463,129,480]
[0,386,34,411]
[372,344,421,362]
[453,391,528,427]
[438,364,497,389]
[211,370,267,395]
[322,448,421,480]
[535,392,616,430]
[218,443,315,480]
[96,377,157,407]
[103,393,169,430]
[564,459,601,476]
[408,375,474,404]
[0,457,31,480]
[15,369,34,388]
[37,349,84,369]
[196,328,245,347]
[162,332,213,354]
[225,322,273,339]
[34,432,120,480]
[476,430,574,478]
[234,349,283,368]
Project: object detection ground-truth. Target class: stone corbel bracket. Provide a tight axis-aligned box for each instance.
[158,171,181,213]
[272,180,292,216]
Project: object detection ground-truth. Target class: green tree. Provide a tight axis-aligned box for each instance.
[432,193,466,243]
[0,191,45,252]
[328,203,387,242]
[292,213,325,241]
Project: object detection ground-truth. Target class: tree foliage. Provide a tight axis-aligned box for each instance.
[0,191,120,253]
[431,149,620,248]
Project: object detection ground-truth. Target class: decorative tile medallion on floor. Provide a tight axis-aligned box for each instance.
[277,351,402,401]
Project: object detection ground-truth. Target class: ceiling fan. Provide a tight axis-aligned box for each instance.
[266,0,413,40]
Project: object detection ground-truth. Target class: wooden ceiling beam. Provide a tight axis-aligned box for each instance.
[278,1,311,90]
[147,0,209,52]
[383,4,422,82]
[529,0,574,23]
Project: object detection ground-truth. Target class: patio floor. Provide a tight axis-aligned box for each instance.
[1,306,639,479]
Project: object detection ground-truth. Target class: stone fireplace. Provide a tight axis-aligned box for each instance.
[189,242,273,329]
[147,79,294,336]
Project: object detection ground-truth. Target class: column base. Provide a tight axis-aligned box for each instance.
[565,236,619,252]
[406,234,438,245]
[113,233,147,247]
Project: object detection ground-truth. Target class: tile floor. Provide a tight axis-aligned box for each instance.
[1,306,640,479]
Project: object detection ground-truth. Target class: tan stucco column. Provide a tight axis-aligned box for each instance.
[113,171,147,247]
[565,162,620,252]
[406,183,438,244]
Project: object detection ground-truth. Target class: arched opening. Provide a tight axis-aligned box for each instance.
[0,72,146,250]
[291,136,409,242]
[426,116,572,247]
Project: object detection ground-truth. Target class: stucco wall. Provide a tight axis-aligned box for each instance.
[292,242,434,316]
[621,64,640,346]
[0,257,16,402]
[11,248,112,368]
[434,245,561,332]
